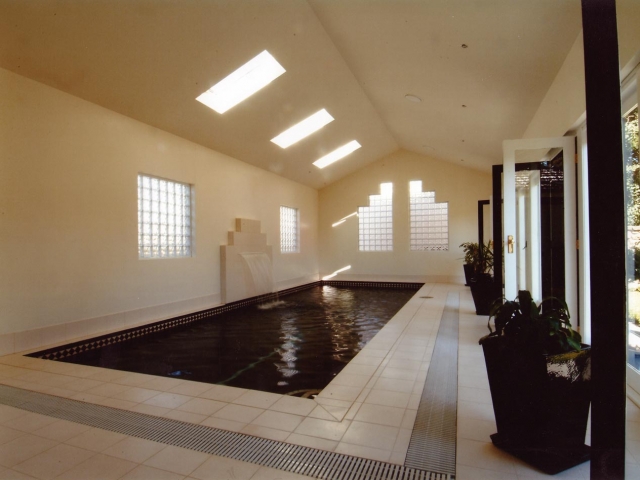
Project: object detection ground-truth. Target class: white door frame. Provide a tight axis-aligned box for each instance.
[503,136,577,329]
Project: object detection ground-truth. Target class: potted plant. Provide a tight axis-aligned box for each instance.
[459,242,479,285]
[479,290,591,474]
[460,241,497,314]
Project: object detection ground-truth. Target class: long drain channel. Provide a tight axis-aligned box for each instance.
[0,294,460,480]
[405,292,459,475]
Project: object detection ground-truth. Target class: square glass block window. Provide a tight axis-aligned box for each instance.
[409,180,449,251]
[280,206,299,253]
[358,182,393,251]
[138,174,193,259]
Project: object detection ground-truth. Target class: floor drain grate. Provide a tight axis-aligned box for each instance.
[0,384,453,480]
[405,292,459,475]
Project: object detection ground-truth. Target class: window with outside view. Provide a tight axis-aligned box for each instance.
[625,105,640,368]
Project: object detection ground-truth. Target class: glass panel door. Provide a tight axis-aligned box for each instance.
[503,137,577,327]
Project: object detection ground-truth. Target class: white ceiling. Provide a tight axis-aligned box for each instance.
[0,0,582,189]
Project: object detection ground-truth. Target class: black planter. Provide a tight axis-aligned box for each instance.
[468,274,497,315]
[462,264,474,286]
[481,335,591,474]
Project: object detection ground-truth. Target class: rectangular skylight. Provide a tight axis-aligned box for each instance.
[271,109,334,148]
[313,140,362,169]
[196,50,286,114]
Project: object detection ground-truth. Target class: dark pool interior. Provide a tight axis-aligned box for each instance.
[57,285,416,396]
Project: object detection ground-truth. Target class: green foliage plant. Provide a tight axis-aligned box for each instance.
[480,290,583,355]
[459,241,494,277]
[459,242,479,265]
[625,107,639,225]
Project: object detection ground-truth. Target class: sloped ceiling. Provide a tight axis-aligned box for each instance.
[0,0,581,189]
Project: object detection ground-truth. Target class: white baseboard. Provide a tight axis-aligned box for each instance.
[275,274,321,290]
[324,273,465,285]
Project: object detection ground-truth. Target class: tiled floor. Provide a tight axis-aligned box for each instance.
[0,284,638,479]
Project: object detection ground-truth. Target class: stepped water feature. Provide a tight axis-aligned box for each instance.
[221,219,275,303]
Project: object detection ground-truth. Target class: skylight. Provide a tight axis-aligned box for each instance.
[196,50,286,114]
[271,109,334,148]
[313,140,362,169]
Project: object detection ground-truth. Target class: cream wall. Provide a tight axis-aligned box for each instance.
[0,67,318,352]
[318,150,492,284]
[524,0,640,139]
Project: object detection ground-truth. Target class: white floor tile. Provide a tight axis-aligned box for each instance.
[64,427,127,453]
[55,453,137,480]
[0,434,57,468]
[268,396,316,417]
[334,442,391,462]
[12,443,94,480]
[213,404,264,423]
[144,446,210,476]
[189,455,260,480]
[340,421,399,450]
[120,464,186,480]
[251,410,304,432]
[102,436,166,463]
[293,417,350,442]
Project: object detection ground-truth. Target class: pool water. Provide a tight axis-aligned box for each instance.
[58,285,417,395]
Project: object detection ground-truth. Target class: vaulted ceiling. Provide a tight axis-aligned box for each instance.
[0,0,582,189]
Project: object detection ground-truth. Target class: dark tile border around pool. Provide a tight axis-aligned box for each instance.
[28,281,423,361]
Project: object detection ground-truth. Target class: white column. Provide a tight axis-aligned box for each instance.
[577,124,591,342]
[503,145,517,301]
[517,185,527,292]
[530,170,542,303]
[563,140,578,330]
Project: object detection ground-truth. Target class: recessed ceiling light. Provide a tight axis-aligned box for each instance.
[405,94,422,103]
[196,50,285,114]
[271,109,334,148]
[313,140,362,169]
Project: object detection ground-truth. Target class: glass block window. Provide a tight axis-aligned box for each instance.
[280,206,299,253]
[409,180,448,251]
[138,174,192,259]
[358,183,393,251]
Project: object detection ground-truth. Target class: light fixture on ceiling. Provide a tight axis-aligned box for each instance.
[313,140,361,169]
[405,94,422,103]
[271,109,334,148]
[196,50,286,114]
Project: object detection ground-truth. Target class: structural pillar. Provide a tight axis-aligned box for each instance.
[582,0,626,477]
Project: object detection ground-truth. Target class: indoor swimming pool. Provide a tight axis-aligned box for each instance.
[31,284,418,396]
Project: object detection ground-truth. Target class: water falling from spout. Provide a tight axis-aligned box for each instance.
[240,252,274,297]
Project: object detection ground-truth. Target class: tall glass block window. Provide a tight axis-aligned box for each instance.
[409,180,449,251]
[625,105,640,368]
[280,206,299,253]
[138,174,192,259]
[358,183,393,251]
